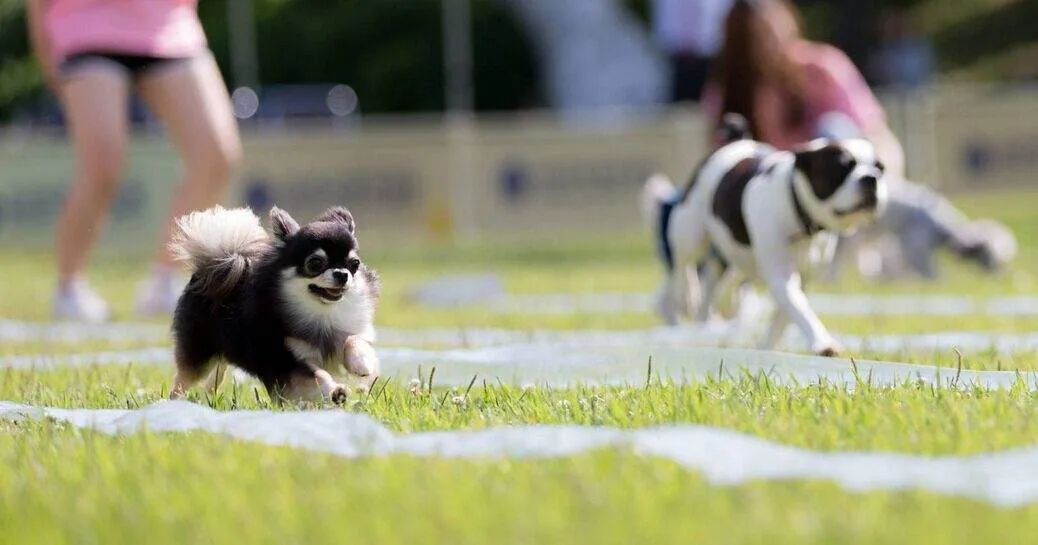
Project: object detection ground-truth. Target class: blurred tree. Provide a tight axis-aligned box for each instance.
[202,0,537,113]
[0,1,42,122]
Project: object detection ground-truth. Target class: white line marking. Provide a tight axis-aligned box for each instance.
[2,399,1038,506]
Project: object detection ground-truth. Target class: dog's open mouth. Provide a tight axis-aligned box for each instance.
[835,200,876,217]
[308,285,345,302]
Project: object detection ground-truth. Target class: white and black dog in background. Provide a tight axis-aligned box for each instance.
[169,205,380,402]
[642,115,887,356]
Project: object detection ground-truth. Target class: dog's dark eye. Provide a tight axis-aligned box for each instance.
[304,255,327,276]
[875,160,886,173]
[346,257,361,273]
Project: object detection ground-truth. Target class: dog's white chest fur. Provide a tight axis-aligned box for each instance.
[280,269,377,343]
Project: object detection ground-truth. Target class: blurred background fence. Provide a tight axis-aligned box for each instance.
[2,82,1034,248]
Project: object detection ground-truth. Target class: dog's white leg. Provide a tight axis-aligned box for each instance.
[747,204,842,356]
[343,336,380,390]
[764,270,841,356]
[712,268,744,320]
[760,310,790,350]
[693,258,724,323]
[656,273,681,326]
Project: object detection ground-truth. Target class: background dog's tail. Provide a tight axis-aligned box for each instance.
[170,206,270,297]
[641,173,677,231]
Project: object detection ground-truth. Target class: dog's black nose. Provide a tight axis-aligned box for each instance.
[331,270,350,285]
[860,175,878,206]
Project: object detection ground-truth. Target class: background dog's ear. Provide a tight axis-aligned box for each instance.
[794,144,848,200]
[270,206,300,242]
[317,206,355,234]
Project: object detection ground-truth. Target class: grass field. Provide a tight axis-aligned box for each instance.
[1,188,1037,543]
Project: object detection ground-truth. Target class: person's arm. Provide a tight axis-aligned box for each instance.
[26,0,58,93]
[809,44,906,179]
[864,122,905,181]
[700,81,725,148]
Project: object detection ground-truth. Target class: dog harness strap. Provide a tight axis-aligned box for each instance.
[658,196,678,272]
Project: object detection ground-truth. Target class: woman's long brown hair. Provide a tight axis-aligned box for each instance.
[713,0,808,137]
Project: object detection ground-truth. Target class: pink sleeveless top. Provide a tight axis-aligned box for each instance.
[45,0,207,62]
[703,41,886,150]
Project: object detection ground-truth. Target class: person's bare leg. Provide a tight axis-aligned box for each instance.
[52,66,130,321]
[135,53,242,314]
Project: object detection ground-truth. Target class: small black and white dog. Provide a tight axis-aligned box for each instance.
[642,117,887,356]
[169,205,380,403]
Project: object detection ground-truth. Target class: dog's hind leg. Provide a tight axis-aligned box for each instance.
[693,255,726,323]
[760,310,790,350]
[170,344,218,400]
[202,361,228,395]
[272,361,350,405]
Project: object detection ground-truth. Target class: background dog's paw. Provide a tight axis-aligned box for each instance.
[816,346,842,358]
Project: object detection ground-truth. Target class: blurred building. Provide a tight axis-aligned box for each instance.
[503,0,668,118]
[651,0,734,102]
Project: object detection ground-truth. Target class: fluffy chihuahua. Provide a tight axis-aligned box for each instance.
[169,205,380,403]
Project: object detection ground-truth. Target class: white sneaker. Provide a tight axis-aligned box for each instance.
[53,279,111,323]
[136,270,186,317]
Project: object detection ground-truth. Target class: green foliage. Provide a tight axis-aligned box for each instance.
[203,0,537,112]
[0,0,1034,119]
[0,1,38,121]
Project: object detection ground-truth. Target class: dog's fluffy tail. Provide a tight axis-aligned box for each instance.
[170,206,270,297]
[641,173,677,231]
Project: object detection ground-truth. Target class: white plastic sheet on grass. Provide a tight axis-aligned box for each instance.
[0,319,167,344]
[483,292,1038,317]
[3,335,1036,390]
[2,399,1038,507]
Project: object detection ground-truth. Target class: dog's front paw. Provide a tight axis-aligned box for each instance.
[344,336,380,378]
[329,384,350,404]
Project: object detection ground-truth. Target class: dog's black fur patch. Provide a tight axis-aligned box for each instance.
[711,156,763,245]
[794,144,856,200]
[172,207,378,398]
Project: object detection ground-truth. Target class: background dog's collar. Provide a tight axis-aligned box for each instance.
[765,153,826,237]
[790,182,822,237]
[791,170,843,234]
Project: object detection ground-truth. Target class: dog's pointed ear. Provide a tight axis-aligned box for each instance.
[317,206,355,234]
[270,206,300,242]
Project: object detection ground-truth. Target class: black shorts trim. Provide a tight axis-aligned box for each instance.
[61,51,191,80]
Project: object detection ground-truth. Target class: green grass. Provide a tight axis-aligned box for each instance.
[3,365,1038,456]
[2,369,1038,544]
[5,425,1037,545]
[1,188,1037,543]
[3,367,1038,544]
